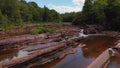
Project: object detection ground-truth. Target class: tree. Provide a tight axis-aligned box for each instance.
[61,12,76,22]
[19,1,32,22]
[42,6,50,22]
[72,0,95,25]
[0,0,61,27]
[104,0,120,30]
[49,9,60,22]
[0,10,8,28]
[73,0,120,31]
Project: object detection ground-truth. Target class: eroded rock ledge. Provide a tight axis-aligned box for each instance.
[0,36,82,68]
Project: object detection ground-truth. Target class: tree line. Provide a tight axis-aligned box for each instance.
[61,12,77,22]
[73,0,120,31]
[0,0,120,31]
[0,0,61,28]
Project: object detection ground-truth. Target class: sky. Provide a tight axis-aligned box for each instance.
[26,0,85,13]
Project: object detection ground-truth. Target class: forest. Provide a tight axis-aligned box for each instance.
[0,0,120,31]
[0,0,61,28]
[73,0,120,31]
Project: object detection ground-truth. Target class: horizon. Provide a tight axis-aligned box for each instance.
[26,0,85,13]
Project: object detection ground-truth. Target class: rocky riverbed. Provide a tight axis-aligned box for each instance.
[0,23,119,68]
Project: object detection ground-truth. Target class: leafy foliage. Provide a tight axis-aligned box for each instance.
[29,27,53,35]
[61,12,77,22]
[0,0,61,28]
[73,0,120,31]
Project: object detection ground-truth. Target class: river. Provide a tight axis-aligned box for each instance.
[0,42,56,64]
[0,34,118,68]
[30,35,117,68]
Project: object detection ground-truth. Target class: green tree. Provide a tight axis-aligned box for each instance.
[0,0,61,27]
[19,1,32,22]
[28,2,44,22]
[42,6,50,22]
[0,10,8,28]
[49,9,60,22]
[61,12,76,22]
[104,0,120,30]
[73,0,94,25]
[5,0,22,24]
[73,0,120,31]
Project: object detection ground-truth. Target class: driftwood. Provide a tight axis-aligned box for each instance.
[0,37,82,68]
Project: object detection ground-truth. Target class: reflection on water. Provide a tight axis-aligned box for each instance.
[50,48,94,68]
[24,42,56,51]
[0,42,56,64]
[108,56,120,68]
[0,50,18,64]
[81,35,116,58]
[31,47,94,68]
[0,35,117,68]
[31,35,116,68]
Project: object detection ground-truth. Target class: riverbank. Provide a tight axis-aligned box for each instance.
[0,23,79,52]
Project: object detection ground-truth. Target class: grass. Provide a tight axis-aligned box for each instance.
[0,22,57,34]
[29,27,53,35]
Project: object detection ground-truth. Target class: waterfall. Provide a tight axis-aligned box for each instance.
[79,29,88,37]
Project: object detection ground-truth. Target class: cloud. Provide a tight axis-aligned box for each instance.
[72,0,85,5]
[47,0,85,13]
[48,4,82,13]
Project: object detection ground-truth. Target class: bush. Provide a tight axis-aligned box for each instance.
[29,27,53,34]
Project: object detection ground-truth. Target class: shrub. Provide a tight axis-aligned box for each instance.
[29,27,53,34]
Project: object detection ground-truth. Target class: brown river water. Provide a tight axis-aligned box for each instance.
[30,35,118,68]
[0,34,119,68]
[0,42,56,64]
[108,56,120,68]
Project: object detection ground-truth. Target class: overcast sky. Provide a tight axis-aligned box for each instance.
[26,0,85,13]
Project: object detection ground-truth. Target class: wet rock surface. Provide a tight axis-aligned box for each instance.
[0,37,82,68]
[0,23,80,68]
[0,23,119,68]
